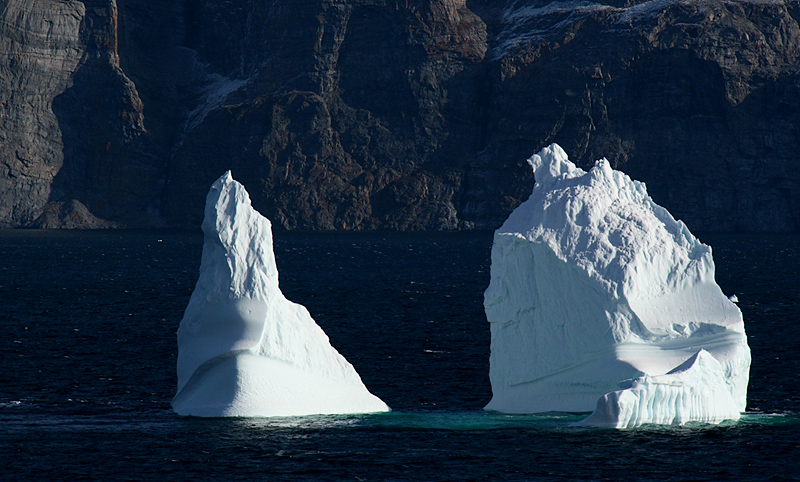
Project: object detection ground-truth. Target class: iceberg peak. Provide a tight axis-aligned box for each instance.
[526,143,584,186]
[196,170,279,303]
[667,348,714,375]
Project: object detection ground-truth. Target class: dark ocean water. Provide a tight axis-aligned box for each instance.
[1,230,798,481]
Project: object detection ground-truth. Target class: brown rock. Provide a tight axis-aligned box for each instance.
[27,199,120,229]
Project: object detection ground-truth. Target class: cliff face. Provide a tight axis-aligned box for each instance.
[1,0,799,231]
[165,0,490,230]
[0,1,85,226]
[478,0,800,232]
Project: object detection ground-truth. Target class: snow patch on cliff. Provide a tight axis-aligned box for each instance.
[492,0,785,59]
[492,1,615,59]
[184,73,250,132]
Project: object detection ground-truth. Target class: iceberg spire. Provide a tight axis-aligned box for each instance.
[172,171,389,417]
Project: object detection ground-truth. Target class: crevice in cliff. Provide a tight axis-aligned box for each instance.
[50,0,153,224]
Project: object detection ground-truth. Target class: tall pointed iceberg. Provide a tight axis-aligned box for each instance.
[484,144,750,427]
[172,172,389,417]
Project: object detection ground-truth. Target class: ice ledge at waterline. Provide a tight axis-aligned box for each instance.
[484,144,750,427]
[574,349,742,428]
[172,171,389,417]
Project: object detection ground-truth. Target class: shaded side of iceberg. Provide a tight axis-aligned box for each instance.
[484,144,750,426]
[172,171,389,417]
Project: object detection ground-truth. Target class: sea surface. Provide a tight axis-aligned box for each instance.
[1,230,798,481]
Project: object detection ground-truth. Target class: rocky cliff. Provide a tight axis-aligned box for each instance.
[1,0,799,231]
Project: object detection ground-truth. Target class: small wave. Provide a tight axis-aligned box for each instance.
[739,411,800,426]
[229,413,363,430]
[359,411,586,431]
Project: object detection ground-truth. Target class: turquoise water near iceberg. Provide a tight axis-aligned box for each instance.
[1,230,798,481]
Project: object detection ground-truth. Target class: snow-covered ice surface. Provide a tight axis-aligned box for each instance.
[172,172,389,417]
[484,144,750,427]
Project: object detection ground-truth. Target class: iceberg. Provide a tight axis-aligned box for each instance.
[484,144,750,427]
[172,172,389,417]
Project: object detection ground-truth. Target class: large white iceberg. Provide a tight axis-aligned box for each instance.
[172,172,389,417]
[484,144,750,427]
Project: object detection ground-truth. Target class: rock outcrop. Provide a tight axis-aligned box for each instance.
[27,199,119,229]
[1,0,799,231]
